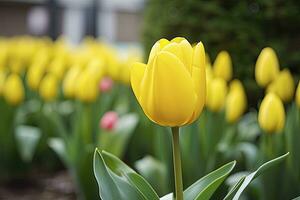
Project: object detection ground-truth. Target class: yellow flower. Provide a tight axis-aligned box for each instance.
[206,77,227,112]
[267,69,294,102]
[76,71,99,103]
[213,51,232,82]
[39,73,58,101]
[47,58,66,80]
[3,73,24,105]
[131,37,206,126]
[63,66,81,98]
[255,47,279,87]
[27,64,46,90]
[296,81,300,108]
[225,79,247,123]
[258,93,285,133]
[119,49,143,84]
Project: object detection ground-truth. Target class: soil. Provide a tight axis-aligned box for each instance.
[0,170,76,200]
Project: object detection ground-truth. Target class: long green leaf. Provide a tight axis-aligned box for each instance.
[94,149,160,200]
[184,161,236,200]
[224,152,289,200]
[15,125,41,162]
[93,149,122,200]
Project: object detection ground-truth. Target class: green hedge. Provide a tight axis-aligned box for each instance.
[142,0,300,105]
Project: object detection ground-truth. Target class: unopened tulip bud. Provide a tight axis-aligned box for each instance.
[258,93,285,133]
[99,77,113,92]
[39,73,58,101]
[255,47,279,87]
[3,73,24,105]
[206,77,227,112]
[213,51,232,82]
[266,69,295,102]
[100,111,118,131]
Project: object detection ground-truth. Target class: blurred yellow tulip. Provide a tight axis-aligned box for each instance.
[27,64,46,90]
[206,77,227,112]
[48,58,66,79]
[296,81,300,108]
[63,66,82,98]
[76,71,99,103]
[258,93,285,133]
[267,69,294,102]
[213,51,232,81]
[225,79,247,123]
[131,37,206,126]
[255,47,279,87]
[39,73,58,101]
[3,73,24,105]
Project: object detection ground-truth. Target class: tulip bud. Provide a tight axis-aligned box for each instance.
[266,69,294,102]
[206,77,227,112]
[258,93,285,133]
[255,47,280,87]
[3,73,24,105]
[39,73,58,101]
[213,51,232,82]
[99,77,113,92]
[76,71,99,103]
[296,81,300,108]
[63,66,81,98]
[100,111,118,131]
[131,37,206,126]
[225,79,247,123]
[27,64,46,90]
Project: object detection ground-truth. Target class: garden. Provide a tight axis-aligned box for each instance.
[0,0,300,200]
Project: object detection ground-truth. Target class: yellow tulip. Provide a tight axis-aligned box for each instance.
[63,66,81,98]
[120,50,143,84]
[39,73,58,101]
[27,64,46,90]
[131,37,206,127]
[296,81,300,108]
[3,73,24,105]
[76,71,99,102]
[213,51,232,81]
[48,58,66,79]
[206,77,228,112]
[225,79,247,123]
[255,47,279,87]
[267,69,294,102]
[258,93,285,133]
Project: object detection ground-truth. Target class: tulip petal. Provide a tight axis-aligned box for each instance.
[187,42,206,123]
[162,38,193,73]
[148,39,169,64]
[141,51,196,126]
[130,62,146,101]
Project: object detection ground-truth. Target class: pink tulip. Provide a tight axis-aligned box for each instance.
[100,111,118,131]
[99,77,113,92]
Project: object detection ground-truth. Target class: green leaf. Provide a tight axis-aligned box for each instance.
[48,138,68,165]
[99,113,139,157]
[224,153,289,200]
[15,125,41,162]
[160,193,173,200]
[184,161,236,200]
[93,149,123,200]
[93,149,160,200]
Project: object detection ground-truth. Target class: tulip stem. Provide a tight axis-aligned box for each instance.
[171,127,183,200]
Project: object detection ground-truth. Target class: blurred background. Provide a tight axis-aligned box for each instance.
[1,0,300,199]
